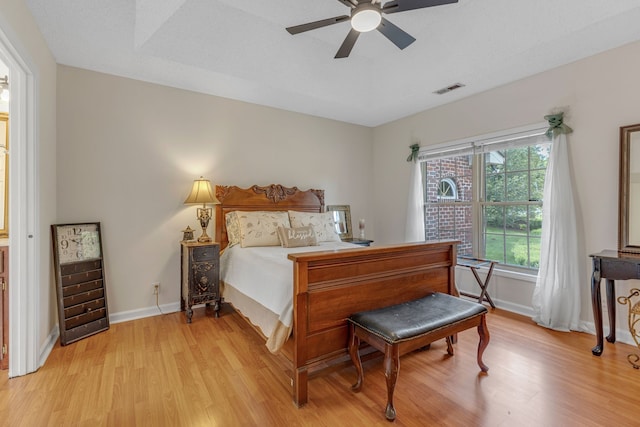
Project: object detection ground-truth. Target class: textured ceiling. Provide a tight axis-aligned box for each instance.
[26,0,640,126]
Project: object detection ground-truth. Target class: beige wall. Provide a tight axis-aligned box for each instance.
[57,66,373,316]
[0,1,57,363]
[373,39,640,330]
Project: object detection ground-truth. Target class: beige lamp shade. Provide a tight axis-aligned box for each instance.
[184,177,220,205]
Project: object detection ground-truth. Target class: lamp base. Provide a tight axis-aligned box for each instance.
[197,227,212,243]
[196,206,213,243]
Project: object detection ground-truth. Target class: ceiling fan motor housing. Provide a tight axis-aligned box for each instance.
[351,3,382,32]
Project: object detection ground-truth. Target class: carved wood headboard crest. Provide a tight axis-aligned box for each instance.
[216,184,324,206]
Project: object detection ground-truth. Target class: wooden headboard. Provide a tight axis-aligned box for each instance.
[214,184,325,250]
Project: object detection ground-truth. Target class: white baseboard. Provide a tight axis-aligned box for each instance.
[38,326,59,370]
[38,299,638,371]
[460,294,638,348]
[104,301,637,348]
[579,320,635,347]
[459,294,534,318]
[109,302,181,324]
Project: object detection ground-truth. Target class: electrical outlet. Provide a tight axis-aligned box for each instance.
[152,282,160,295]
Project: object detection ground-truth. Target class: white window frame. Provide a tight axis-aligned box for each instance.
[418,123,549,272]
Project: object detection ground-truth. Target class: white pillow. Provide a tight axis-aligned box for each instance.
[288,211,341,242]
[225,211,241,247]
[236,211,291,248]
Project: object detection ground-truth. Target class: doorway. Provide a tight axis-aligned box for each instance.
[0,88,6,370]
[0,25,38,377]
[0,59,8,370]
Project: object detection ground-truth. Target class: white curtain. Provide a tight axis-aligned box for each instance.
[405,159,425,242]
[532,133,581,331]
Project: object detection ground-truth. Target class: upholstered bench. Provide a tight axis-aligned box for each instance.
[347,292,490,421]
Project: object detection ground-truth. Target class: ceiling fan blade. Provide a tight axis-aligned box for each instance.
[335,29,360,58]
[382,0,457,14]
[286,15,350,35]
[377,17,416,50]
[335,0,357,8]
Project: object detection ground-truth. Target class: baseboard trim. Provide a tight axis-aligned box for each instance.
[459,294,534,318]
[37,299,637,374]
[579,320,635,347]
[36,326,59,372]
[459,295,639,346]
[109,302,181,324]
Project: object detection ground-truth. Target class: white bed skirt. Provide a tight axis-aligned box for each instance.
[221,281,292,353]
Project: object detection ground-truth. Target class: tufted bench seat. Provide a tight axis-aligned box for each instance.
[347,292,490,421]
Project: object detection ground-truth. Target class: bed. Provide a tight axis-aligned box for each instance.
[215,184,458,406]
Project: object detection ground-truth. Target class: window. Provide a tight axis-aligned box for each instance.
[437,178,458,200]
[420,127,550,271]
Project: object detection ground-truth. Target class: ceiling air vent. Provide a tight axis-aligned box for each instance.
[433,83,466,95]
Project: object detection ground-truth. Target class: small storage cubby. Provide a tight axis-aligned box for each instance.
[52,223,109,346]
[58,259,109,344]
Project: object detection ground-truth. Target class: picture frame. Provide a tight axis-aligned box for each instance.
[51,222,109,345]
[327,205,352,240]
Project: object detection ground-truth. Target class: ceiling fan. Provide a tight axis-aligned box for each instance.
[286,0,458,59]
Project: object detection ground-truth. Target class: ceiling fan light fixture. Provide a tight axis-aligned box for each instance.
[351,7,381,32]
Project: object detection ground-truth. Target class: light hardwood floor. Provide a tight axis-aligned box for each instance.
[1,304,638,426]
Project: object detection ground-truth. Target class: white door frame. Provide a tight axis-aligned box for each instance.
[0,24,39,377]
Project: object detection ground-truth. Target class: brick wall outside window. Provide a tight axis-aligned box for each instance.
[423,156,473,256]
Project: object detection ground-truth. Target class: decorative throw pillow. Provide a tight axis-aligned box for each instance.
[288,211,341,242]
[237,211,291,248]
[225,211,241,247]
[277,225,318,248]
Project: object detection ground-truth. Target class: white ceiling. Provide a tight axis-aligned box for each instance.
[25,0,640,127]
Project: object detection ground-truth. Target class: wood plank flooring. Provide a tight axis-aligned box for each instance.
[1,304,638,426]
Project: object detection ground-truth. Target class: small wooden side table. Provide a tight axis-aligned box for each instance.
[457,256,497,309]
[180,241,220,323]
[589,250,640,356]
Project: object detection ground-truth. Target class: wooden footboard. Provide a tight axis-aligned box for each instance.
[287,240,458,406]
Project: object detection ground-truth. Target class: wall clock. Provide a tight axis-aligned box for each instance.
[53,223,102,264]
[51,222,109,345]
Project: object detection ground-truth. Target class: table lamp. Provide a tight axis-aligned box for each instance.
[184,177,220,243]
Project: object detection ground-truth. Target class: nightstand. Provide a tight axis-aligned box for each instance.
[342,238,374,247]
[180,241,220,323]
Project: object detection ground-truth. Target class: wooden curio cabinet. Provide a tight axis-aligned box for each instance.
[180,242,220,323]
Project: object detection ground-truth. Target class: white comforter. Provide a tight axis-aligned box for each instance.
[220,241,359,331]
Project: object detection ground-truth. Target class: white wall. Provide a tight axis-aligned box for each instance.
[373,39,640,333]
[0,1,57,365]
[57,66,373,317]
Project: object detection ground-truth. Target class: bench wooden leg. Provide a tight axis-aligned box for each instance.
[348,324,364,392]
[477,314,490,372]
[384,344,400,421]
[446,336,454,355]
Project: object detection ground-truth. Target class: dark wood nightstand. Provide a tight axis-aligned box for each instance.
[180,241,220,323]
[342,238,374,247]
